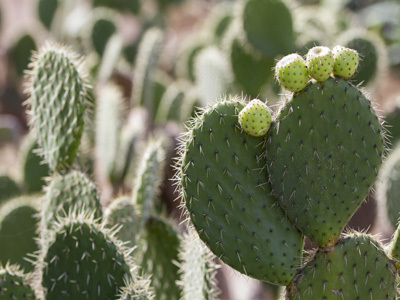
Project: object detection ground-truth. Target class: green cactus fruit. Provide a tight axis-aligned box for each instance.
[38,0,58,29]
[10,33,37,78]
[178,98,304,285]
[104,196,139,249]
[377,143,400,230]
[0,196,39,271]
[286,233,397,299]
[138,216,181,300]
[177,227,220,300]
[332,45,359,79]
[26,42,89,171]
[132,138,166,228]
[275,54,309,92]
[95,83,123,183]
[131,28,164,116]
[339,30,387,86]
[305,46,334,82]
[42,170,101,232]
[20,134,50,193]
[194,46,232,107]
[92,0,140,14]
[41,210,134,299]
[0,264,37,299]
[242,0,294,56]
[265,77,383,247]
[0,175,20,204]
[225,23,275,97]
[238,99,272,137]
[118,277,155,300]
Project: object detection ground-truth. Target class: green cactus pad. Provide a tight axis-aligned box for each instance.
[104,196,139,249]
[286,233,397,299]
[306,46,334,82]
[333,46,359,79]
[10,33,37,78]
[118,278,155,300]
[266,78,383,246]
[0,196,39,271]
[93,0,139,14]
[179,99,304,285]
[0,175,20,204]
[42,170,101,232]
[238,99,272,137]
[242,0,294,56]
[138,217,181,300]
[377,144,400,229]
[20,134,50,193]
[42,212,133,300]
[27,43,89,171]
[38,0,58,29]
[0,265,37,299]
[275,54,309,92]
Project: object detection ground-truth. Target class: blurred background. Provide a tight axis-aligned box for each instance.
[1,0,400,299]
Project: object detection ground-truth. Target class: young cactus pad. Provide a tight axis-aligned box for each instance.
[286,233,397,299]
[26,42,89,171]
[265,78,383,247]
[0,265,37,299]
[333,46,359,79]
[178,98,304,285]
[238,99,272,137]
[41,211,133,299]
[275,54,309,92]
[306,46,334,82]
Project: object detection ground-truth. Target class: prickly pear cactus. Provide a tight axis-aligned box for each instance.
[0,264,37,299]
[118,278,155,300]
[42,170,101,232]
[26,42,89,171]
[0,175,20,204]
[178,98,304,285]
[266,77,384,247]
[41,211,133,300]
[0,196,39,271]
[285,233,397,299]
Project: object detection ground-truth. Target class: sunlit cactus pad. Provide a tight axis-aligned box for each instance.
[286,233,397,299]
[266,77,383,246]
[179,98,303,285]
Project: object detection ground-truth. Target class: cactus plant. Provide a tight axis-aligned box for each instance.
[118,278,155,300]
[0,175,20,204]
[0,264,37,299]
[10,33,37,79]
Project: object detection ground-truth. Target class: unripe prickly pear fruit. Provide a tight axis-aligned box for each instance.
[238,99,272,137]
[275,53,309,92]
[306,46,334,82]
[333,45,359,79]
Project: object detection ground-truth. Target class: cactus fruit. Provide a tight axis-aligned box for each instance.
[0,264,37,299]
[238,99,272,137]
[177,228,220,300]
[104,196,139,249]
[266,77,383,247]
[286,233,397,299]
[275,54,309,92]
[0,175,20,204]
[332,46,359,79]
[118,278,155,300]
[242,0,294,56]
[305,46,334,82]
[0,196,39,271]
[20,134,50,193]
[138,216,181,300]
[42,170,101,231]
[26,42,89,171]
[41,210,134,299]
[178,98,304,285]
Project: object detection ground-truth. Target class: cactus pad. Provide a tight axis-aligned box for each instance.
[275,54,309,92]
[118,278,155,300]
[333,46,359,79]
[41,212,133,299]
[238,99,272,137]
[286,233,397,299]
[179,99,304,285]
[27,43,89,171]
[306,46,334,82]
[266,77,383,246]
[0,265,37,299]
